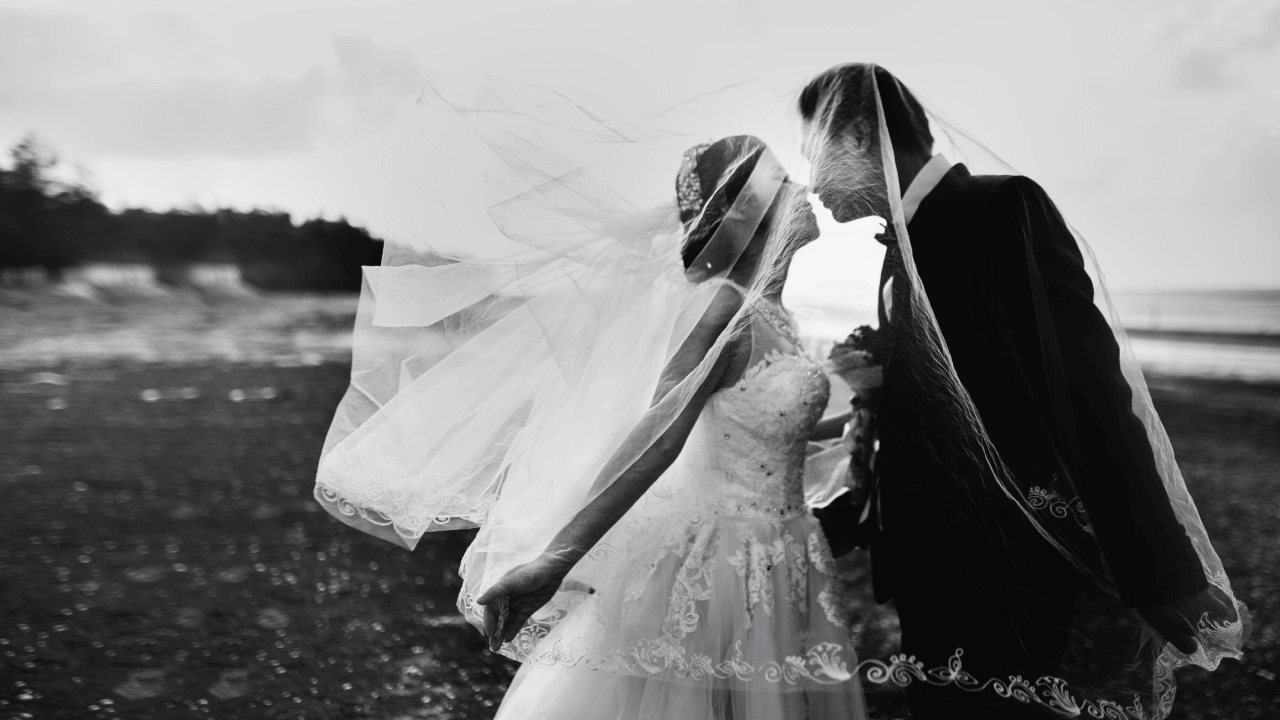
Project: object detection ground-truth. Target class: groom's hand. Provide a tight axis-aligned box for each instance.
[845,396,876,479]
[1138,585,1239,655]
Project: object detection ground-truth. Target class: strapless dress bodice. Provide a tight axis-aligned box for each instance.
[701,348,830,520]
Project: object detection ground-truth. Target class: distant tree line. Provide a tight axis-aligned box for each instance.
[0,135,385,291]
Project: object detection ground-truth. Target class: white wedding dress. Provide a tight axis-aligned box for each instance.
[492,299,868,720]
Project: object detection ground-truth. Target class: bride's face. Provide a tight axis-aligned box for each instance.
[787,183,821,247]
[761,181,819,259]
[742,182,819,275]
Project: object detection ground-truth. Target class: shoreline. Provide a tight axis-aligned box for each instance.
[5,348,1280,392]
[1126,328,1280,348]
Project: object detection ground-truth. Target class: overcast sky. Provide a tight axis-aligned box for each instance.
[1,0,1277,290]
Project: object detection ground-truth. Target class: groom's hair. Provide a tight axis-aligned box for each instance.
[798,64,933,159]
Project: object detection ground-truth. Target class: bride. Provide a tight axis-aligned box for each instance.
[478,135,866,719]
[315,130,868,719]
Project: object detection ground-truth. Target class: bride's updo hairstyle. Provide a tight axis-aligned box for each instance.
[675,135,767,270]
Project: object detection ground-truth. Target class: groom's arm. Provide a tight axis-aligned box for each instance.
[990,177,1207,609]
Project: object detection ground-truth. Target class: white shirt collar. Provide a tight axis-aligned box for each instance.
[901,154,952,225]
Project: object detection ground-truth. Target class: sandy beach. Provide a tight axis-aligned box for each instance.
[0,290,1276,719]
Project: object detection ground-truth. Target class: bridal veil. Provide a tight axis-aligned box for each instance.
[313,66,1247,719]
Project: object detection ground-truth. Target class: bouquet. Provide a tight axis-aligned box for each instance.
[825,324,887,398]
[825,325,887,513]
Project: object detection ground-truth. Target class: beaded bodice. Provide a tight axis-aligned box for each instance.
[700,308,830,520]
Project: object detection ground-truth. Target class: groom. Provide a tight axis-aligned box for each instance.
[801,64,1236,718]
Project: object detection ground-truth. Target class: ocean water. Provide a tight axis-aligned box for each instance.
[1107,290,1280,335]
[1109,291,1280,382]
[3,288,1276,382]
[789,290,1280,383]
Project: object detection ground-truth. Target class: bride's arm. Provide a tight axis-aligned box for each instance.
[477,285,745,645]
[809,411,852,441]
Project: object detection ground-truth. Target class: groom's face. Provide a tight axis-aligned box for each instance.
[802,119,871,225]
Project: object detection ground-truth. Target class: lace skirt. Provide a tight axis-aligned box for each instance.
[493,510,868,720]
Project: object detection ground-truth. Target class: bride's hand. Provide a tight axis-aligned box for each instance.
[476,554,578,651]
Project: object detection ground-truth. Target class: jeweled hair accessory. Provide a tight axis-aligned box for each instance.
[676,143,711,221]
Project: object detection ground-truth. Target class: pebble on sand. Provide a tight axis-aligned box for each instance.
[229,387,281,402]
[139,387,200,402]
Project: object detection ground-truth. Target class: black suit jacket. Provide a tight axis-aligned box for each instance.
[838,164,1206,610]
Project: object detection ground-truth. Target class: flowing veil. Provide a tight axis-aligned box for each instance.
[314,76,825,666]
[312,66,1246,718]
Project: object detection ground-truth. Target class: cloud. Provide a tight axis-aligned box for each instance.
[0,10,427,157]
[1112,0,1280,206]
[329,35,426,126]
[1157,0,1280,89]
